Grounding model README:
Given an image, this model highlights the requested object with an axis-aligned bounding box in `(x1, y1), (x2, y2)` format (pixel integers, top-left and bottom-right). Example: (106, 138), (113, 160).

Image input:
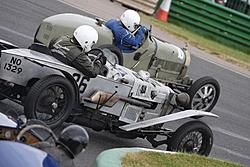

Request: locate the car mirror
(95, 17), (105, 26)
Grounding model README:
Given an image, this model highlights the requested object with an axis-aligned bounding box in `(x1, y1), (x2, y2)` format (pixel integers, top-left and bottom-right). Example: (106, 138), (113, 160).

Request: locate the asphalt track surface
(0, 0), (250, 166)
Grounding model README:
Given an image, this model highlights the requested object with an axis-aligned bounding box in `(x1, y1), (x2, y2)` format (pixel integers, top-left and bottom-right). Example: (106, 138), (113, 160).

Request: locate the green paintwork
(34, 13), (191, 84)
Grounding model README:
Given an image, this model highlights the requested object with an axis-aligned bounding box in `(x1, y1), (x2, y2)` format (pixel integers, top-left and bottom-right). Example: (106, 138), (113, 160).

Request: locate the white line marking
(0, 25), (33, 40)
(214, 144), (250, 160)
(212, 127), (250, 143)
(215, 106), (250, 122)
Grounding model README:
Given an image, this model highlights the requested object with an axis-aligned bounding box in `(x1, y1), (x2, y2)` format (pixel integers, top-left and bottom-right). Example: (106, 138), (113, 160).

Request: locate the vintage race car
(0, 41), (218, 156)
(33, 13), (220, 112)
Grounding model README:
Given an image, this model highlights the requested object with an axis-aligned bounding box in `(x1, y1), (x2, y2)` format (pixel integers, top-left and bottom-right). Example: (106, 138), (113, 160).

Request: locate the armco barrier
(168, 0), (250, 49)
(226, 0), (250, 15)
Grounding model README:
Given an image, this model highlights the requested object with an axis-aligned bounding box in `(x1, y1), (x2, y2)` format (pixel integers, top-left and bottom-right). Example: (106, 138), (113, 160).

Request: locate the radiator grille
(119, 104), (142, 123)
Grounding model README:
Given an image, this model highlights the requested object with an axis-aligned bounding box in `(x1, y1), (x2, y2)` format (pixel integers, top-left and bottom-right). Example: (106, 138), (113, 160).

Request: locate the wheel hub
(51, 102), (58, 110)
(179, 131), (203, 153)
(184, 140), (198, 152)
(35, 85), (67, 121)
(202, 97), (209, 103)
(191, 84), (216, 111)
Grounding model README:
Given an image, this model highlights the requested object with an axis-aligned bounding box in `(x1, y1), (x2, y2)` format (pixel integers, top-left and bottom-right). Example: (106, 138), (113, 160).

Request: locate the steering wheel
(88, 48), (105, 61)
(16, 124), (58, 144)
(88, 48), (108, 75)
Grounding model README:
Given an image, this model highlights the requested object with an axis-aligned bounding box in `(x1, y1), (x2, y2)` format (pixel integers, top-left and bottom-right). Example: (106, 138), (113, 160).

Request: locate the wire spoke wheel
(167, 120), (213, 156)
(178, 131), (203, 153)
(35, 85), (68, 123)
(24, 75), (75, 129)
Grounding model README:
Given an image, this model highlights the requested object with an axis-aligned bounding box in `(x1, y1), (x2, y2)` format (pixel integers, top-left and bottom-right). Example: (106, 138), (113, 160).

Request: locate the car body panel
(35, 13), (113, 47)
(0, 49), (66, 86)
(120, 110), (219, 131)
(122, 34), (156, 70)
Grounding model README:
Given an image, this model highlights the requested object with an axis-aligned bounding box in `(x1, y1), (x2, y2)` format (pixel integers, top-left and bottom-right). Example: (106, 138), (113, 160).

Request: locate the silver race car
(0, 39), (218, 156)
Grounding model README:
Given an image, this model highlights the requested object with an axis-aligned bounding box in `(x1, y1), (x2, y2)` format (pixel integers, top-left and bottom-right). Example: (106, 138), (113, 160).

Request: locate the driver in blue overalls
(105, 9), (146, 53)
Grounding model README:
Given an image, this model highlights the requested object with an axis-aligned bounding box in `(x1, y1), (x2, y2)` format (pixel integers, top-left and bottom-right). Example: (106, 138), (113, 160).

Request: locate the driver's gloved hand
(96, 56), (107, 65)
(138, 26), (147, 34)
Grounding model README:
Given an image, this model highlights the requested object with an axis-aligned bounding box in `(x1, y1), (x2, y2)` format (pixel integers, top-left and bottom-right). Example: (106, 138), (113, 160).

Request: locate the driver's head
(73, 25), (98, 52)
(120, 9), (140, 32)
(58, 125), (89, 159)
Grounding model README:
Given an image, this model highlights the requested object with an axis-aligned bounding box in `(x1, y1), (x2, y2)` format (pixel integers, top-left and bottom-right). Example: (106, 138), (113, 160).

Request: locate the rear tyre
(167, 120), (213, 156)
(24, 75), (75, 129)
(187, 76), (220, 112)
(99, 44), (123, 65)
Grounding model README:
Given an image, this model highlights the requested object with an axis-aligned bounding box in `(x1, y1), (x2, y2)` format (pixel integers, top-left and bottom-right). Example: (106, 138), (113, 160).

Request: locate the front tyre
(187, 76), (220, 112)
(167, 120), (213, 156)
(24, 75), (75, 129)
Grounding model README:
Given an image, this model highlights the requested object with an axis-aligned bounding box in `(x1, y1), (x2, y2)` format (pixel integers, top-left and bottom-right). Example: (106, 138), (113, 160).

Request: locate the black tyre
(167, 120), (213, 156)
(24, 75), (75, 129)
(0, 85), (6, 100)
(0, 95), (5, 100)
(187, 76), (220, 112)
(99, 44), (123, 65)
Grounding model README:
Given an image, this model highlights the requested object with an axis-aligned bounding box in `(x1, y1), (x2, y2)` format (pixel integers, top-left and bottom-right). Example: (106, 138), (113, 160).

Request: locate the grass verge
(122, 151), (244, 167)
(142, 14), (250, 71)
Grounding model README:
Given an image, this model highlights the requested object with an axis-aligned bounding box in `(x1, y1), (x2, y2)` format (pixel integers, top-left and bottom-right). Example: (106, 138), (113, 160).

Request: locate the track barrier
(155, 0), (172, 21)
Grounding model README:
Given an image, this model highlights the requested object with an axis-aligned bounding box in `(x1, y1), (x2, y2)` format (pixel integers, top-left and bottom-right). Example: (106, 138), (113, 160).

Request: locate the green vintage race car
(34, 13), (220, 112)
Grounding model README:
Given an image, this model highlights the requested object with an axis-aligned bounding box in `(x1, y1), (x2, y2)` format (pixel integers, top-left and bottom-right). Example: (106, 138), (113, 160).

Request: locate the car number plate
(2, 56), (23, 75)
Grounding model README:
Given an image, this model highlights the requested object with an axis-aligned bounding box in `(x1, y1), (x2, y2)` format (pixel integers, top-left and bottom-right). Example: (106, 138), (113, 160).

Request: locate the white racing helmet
(73, 25), (98, 52)
(120, 9), (140, 32)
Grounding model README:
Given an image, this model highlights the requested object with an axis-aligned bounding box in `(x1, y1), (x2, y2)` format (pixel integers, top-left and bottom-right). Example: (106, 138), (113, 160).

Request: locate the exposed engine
(106, 62), (172, 103)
